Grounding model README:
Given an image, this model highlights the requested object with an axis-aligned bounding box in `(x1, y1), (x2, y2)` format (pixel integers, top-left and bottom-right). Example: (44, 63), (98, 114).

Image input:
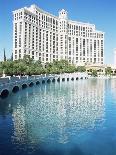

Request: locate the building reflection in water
(11, 79), (105, 147)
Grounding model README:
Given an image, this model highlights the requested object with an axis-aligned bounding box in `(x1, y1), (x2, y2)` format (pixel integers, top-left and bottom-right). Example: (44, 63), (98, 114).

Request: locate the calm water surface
(0, 79), (116, 155)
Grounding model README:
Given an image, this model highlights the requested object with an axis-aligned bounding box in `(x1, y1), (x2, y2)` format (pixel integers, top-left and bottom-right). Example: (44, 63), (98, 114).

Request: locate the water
(0, 79), (116, 155)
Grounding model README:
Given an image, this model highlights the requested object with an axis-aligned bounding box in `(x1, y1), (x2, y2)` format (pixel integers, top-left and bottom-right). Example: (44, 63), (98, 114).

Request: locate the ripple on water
(0, 79), (116, 155)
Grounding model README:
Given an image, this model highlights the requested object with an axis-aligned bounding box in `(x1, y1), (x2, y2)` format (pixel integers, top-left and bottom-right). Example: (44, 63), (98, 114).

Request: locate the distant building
(114, 48), (116, 65)
(13, 4), (104, 65)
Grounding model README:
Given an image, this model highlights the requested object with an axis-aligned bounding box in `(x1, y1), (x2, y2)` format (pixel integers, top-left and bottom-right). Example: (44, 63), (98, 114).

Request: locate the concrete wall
(0, 73), (88, 99)
(0, 77), (10, 83)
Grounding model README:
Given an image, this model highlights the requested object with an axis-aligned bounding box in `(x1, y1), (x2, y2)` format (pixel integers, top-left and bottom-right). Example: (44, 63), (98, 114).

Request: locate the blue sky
(0, 0), (116, 64)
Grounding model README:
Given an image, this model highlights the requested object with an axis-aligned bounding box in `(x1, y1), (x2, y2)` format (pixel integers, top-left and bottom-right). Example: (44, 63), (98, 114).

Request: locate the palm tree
(3, 48), (6, 62)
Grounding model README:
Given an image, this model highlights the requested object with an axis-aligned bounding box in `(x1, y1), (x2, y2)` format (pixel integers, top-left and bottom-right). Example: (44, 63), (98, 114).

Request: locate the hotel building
(13, 4), (104, 65)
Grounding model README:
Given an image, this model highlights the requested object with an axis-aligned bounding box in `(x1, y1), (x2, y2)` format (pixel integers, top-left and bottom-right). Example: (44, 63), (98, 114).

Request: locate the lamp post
(2, 69), (6, 77)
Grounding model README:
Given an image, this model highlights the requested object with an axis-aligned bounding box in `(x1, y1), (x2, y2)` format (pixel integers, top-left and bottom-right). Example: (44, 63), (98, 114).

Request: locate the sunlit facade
(13, 4), (104, 65)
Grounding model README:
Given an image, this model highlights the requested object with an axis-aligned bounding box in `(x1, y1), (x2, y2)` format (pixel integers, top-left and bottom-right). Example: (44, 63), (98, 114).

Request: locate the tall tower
(114, 49), (116, 65)
(58, 9), (68, 60)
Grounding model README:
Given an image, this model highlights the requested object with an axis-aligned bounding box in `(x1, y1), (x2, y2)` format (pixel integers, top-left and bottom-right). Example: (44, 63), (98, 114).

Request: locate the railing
(0, 73), (88, 87)
(0, 75), (54, 87)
